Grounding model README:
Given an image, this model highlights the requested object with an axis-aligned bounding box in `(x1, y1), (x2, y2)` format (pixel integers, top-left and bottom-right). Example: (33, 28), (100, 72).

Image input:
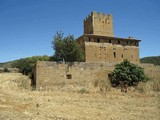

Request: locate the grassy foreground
(0, 73), (159, 120)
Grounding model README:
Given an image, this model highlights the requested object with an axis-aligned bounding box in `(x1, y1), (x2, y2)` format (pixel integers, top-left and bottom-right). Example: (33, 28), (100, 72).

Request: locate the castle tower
(84, 11), (114, 37)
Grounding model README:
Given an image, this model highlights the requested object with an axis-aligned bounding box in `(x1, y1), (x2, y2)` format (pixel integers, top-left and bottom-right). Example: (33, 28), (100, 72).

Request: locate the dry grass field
(0, 67), (160, 120)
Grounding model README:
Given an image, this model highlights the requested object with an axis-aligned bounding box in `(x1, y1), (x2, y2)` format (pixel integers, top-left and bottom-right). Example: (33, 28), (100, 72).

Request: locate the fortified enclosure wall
(35, 61), (115, 90)
(34, 61), (160, 91)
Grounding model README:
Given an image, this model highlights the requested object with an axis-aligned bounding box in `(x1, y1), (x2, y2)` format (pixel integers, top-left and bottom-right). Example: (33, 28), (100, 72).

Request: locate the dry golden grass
(0, 71), (160, 120)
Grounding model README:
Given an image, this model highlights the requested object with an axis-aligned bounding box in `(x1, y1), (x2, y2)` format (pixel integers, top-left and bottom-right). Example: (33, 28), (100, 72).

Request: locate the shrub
(78, 87), (89, 94)
(109, 60), (148, 88)
(4, 68), (9, 72)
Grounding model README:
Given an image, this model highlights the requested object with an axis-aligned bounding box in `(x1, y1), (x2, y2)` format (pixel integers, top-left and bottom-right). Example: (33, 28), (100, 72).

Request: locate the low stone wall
(34, 61), (115, 90)
(34, 61), (160, 90)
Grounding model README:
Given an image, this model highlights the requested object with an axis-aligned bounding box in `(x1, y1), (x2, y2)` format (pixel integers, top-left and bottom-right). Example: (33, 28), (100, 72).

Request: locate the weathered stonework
(77, 11), (141, 63)
(84, 11), (114, 37)
(34, 61), (115, 90)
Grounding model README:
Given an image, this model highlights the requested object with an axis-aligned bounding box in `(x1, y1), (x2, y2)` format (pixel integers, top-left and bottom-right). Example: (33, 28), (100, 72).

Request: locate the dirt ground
(0, 73), (160, 120)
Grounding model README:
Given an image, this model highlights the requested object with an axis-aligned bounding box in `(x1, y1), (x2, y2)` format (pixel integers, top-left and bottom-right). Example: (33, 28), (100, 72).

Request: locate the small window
(97, 39), (100, 43)
(89, 38), (90, 42)
(114, 52), (116, 58)
(109, 40), (111, 43)
(66, 74), (72, 79)
(118, 41), (120, 44)
(122, 54), (123, 58)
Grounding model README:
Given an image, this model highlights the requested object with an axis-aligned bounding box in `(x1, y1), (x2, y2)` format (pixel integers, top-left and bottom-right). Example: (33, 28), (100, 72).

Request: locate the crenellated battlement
(84, 11), (112, 22)
(84, 11), (114, 36)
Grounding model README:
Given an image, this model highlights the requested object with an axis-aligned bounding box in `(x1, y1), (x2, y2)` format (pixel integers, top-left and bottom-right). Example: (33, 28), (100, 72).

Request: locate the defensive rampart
(34, 61), (115, 90)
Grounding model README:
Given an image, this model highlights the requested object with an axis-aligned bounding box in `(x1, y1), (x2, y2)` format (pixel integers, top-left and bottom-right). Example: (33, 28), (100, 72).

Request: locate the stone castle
(77, 11), (140, 63)
(34, 11), (141, 90)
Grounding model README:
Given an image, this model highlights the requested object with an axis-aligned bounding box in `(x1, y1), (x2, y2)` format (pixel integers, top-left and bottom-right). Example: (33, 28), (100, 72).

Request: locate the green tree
(109, 60), (148, 87)
(52, 32), (84, 62)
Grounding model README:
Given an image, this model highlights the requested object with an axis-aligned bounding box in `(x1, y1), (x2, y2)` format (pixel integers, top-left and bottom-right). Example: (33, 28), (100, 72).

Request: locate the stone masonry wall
(35, 61), (115, 90)
(34, 61), (160, 91)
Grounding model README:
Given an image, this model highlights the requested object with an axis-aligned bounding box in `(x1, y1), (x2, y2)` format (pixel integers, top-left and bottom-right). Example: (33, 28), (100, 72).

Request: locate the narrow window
(122, 54), (123, 58)
(89, 38), (90, 42)
(105, 19), (107, 23)
(97, 39), (100, 43)
(131, 55), (133, 59)
(114, 52), (116, 58)
(109, 40), (111, 43)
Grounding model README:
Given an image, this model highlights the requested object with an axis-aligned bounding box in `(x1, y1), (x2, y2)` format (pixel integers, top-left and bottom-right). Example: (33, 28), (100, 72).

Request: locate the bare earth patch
(0, 73), (159, 120)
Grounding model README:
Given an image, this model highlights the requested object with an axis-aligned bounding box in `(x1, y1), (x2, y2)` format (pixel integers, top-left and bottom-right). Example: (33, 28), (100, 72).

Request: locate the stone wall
(85, 42), (140, 63)
(34, 61), (160, 91)
(34, 61), (115, 90)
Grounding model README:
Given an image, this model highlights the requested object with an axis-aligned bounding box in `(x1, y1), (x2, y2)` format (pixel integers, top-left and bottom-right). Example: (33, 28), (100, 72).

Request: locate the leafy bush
(78, 87), (89, 94)
(4, 68), (9, 72)
(109, 60), (148, 87)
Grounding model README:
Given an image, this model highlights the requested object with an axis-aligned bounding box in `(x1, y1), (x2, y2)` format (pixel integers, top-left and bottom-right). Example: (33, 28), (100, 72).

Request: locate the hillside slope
(140, 56), (160, 66)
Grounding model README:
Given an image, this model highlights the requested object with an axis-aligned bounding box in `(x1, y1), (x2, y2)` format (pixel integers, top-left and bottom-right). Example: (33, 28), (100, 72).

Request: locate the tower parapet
(84, 11), (114, 36)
